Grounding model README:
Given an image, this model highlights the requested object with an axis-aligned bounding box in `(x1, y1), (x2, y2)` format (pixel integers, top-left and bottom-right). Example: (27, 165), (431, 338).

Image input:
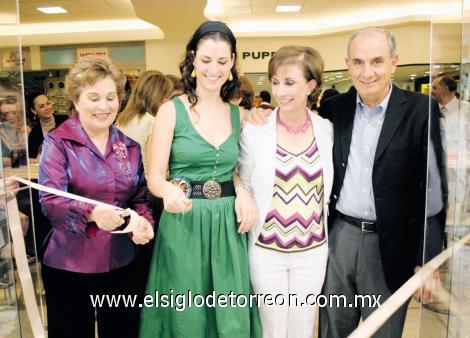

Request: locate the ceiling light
(232, 2), (461, 36)
(276, 5), (301, 13)
(204, 0), (225, 19)
(37, 6), (67, 14)
(450, 65), (459, 68)
(410, 73), (417, 77)
(433, 65), (441, 68)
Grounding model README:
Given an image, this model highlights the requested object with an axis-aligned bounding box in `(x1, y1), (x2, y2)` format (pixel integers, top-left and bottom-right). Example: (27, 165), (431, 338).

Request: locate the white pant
(249, 243), (328, 338)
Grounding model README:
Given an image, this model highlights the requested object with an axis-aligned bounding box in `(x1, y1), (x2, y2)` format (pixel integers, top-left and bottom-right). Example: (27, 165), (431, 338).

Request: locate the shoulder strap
(229, 103), (241, 136)
(171, 96), (192, 133)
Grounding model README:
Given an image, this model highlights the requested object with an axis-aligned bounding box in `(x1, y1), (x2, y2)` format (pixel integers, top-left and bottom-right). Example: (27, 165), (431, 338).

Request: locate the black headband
(190, 21), (236, 51)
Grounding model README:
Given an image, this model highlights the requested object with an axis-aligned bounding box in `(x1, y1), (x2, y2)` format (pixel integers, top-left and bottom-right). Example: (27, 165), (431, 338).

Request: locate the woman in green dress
(140, 21), (262, 337)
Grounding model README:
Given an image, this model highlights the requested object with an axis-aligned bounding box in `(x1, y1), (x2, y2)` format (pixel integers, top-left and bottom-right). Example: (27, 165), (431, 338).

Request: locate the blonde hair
(268, 46), (324, 102)
(117, 70), (173, 126)
(65, 56), (126, 108)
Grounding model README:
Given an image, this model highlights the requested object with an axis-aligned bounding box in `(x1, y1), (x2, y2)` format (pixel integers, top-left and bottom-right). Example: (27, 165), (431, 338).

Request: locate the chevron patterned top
(256, 138), (325, 252)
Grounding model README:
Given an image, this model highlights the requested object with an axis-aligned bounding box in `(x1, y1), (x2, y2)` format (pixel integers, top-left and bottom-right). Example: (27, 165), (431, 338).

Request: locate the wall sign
(242, 51), (276, 60)
(77, 47), (109, 60)
(1, 48), (31, 70)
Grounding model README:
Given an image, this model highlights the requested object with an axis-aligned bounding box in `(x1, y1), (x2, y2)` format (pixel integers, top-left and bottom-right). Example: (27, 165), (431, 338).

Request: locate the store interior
(0, 0), (469, 337)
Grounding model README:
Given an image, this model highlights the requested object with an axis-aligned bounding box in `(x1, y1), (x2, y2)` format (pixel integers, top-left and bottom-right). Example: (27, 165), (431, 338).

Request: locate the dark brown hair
(179, 21), (240, 108)
(233, 75), (254, 110)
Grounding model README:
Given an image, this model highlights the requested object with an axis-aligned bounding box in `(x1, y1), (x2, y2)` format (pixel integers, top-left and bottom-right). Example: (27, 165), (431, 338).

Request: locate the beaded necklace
(276, 111), (311, 134)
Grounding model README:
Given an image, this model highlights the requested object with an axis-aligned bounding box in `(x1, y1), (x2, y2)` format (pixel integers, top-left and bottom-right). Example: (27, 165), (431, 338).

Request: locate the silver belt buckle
(361, 221), (374, 233)
(203, 180), (222, 199)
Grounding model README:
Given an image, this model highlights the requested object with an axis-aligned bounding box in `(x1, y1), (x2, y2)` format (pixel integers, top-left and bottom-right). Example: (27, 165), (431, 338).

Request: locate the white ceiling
(0, 0), (463, 46)
(18, 0), (136, 22)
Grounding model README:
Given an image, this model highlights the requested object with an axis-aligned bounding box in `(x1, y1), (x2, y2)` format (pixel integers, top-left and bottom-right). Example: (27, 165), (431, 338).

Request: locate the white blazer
(238, 108), (334, 249)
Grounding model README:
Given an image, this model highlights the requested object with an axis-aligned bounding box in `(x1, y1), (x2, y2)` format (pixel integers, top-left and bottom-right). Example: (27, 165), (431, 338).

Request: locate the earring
(307, 89), (312, 96)
(191, 69), (196, 78)
(228, 71), (233, 81)
(33, 114), (37, 121)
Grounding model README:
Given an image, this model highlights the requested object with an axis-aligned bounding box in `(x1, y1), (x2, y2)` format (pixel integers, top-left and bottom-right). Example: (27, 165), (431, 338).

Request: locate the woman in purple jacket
(39, 56), (154, 338)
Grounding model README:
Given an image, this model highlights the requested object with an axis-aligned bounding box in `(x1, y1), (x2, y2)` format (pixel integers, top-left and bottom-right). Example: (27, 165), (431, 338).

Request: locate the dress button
(342, 163), (345, 167)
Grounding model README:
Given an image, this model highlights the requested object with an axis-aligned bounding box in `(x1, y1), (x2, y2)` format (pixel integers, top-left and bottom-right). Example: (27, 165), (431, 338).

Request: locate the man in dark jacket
(318, 27), (446, 338)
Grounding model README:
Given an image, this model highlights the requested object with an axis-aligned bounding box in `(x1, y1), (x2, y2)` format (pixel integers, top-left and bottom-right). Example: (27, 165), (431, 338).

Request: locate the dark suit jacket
(319, 85), (446, 292)
(28, 114), (68, 158)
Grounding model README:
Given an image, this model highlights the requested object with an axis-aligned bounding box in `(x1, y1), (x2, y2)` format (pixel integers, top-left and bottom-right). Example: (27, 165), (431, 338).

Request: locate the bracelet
(235, 183), (252, 196)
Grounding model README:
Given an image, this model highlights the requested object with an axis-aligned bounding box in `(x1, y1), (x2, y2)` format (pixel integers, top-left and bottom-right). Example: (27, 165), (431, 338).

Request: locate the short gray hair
(347, 27), (397, 57)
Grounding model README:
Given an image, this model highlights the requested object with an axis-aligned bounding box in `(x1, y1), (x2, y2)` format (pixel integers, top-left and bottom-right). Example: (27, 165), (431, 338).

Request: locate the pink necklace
(276, 111), (311, 134)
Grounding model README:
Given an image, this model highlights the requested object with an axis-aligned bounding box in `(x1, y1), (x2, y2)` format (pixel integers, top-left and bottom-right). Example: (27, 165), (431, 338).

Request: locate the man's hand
(243, 108), (273, 127)
(413, 266), (441, 304)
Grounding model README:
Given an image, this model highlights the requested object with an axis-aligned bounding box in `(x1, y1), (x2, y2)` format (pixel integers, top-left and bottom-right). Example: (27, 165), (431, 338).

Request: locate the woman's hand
(244, 108), (272, 127)
(235, 186), (258, 233)
(88, 205), (125, 231)
(132, 216), (154, 245)
(162, 182), (192, 213)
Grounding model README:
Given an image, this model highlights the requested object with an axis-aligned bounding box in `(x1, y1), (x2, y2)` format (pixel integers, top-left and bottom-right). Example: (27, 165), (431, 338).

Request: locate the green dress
(140, 97), (262, 338)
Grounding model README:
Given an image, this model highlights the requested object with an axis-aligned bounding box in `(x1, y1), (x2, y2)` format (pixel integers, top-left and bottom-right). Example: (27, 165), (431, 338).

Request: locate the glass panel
(447, 0), (470, 334)
(42, 48), (76, 68)
(111, 44), (145, 62)
(1, 0), (45, 336)
(0, 0), (24, 335)
(422, 0), (470, 336)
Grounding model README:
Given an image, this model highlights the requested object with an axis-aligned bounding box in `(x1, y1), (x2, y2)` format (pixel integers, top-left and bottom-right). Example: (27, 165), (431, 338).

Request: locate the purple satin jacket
(39, 114), (153, 273)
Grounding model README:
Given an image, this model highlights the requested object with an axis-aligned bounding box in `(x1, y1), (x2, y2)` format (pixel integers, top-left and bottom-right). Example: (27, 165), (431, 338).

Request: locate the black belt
(190, 180), (235, 199)
(338, 212), (377, 233)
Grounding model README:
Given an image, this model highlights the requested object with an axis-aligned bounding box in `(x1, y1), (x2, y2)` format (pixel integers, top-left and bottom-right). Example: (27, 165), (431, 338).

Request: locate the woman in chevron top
(238, 45), (333, 338)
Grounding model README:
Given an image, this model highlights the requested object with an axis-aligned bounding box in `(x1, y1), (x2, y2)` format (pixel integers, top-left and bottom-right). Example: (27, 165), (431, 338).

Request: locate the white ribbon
(12, 176), (141, 234)
(4, 176), (144, 338)
(348, 232), (470, 338)
(6, 196), (45, 338)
